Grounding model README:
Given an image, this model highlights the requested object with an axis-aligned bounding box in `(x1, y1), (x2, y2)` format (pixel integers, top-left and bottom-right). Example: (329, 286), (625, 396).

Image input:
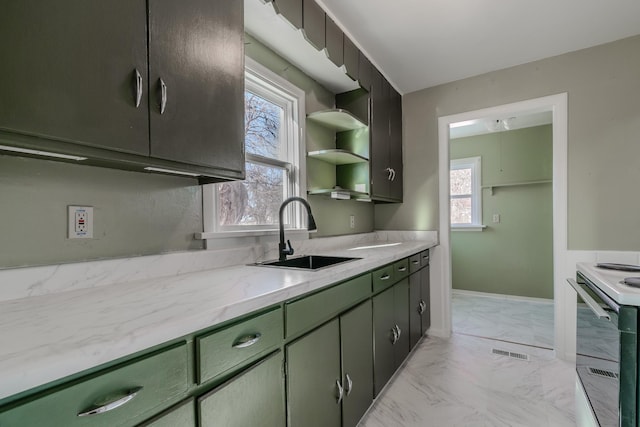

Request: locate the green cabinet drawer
(138, 399), (195, 427)
(421, 249), (430, 268)
(196, 307), (283, 385)
(372, 264), (395, 293)
(199, 351), (285, 427)
(286, 274), (371, 339)
(394, 258), (409, 280)
(0, 343), (189, 427)
(409, 254), (421, 273)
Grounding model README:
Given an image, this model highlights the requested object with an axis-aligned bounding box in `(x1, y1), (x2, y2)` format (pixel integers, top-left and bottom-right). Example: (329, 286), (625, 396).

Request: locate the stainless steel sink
(252, 255), (360, 270)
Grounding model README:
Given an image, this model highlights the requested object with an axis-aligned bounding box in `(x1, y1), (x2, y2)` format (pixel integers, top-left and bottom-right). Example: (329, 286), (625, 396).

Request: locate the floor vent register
(491, 348), (530, 361)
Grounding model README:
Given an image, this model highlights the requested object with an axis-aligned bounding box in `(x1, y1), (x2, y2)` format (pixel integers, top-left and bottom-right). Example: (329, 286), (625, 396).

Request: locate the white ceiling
(316, 0), (640, 94)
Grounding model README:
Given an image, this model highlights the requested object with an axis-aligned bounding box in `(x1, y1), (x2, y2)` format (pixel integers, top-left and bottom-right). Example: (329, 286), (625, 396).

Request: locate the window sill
(451, 224), (487, 232)
(195, 229), (310, 240)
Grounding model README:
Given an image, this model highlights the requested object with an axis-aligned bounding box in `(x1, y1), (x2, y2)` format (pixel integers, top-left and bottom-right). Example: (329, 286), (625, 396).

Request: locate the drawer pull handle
(133, 69), (143, 108)
(77, 387), (142, 417)
(398, 266), (407, 272)
(232, 333), (262, 349)
(380, 274), (390, 281)
(412, 260), (419, 265)
(395, 324), (402, 339)
(345, 373), (353, 396)
(336, 379), (344, 404)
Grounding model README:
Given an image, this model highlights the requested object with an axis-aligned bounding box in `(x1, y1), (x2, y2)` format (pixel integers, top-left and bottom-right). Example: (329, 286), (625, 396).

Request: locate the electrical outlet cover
(68, 206), (94, 239)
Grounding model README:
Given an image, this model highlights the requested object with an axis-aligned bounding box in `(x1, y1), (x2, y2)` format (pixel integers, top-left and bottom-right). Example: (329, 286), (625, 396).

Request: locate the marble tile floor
(360, 293), (574, 426)
(451, 292), (555, 350)
(359, 334), (576, 427)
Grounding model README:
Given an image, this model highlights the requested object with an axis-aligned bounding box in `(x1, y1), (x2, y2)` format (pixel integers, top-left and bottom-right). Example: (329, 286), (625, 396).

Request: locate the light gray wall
(376, 34), (640, 251)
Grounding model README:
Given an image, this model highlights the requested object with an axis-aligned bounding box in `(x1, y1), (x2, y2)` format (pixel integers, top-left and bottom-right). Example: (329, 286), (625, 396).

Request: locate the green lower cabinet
(138, 399), (195, 427)
(373, 279), (411, 396)
(373, 286), (396, 396)
(287, 319), (342, 427)
(340, 301), (374, 427)
(198, 351), (285, 427)
(409, 271), (423, 349)
(393, 279), (410, 365)
(0, 343), (189, 427)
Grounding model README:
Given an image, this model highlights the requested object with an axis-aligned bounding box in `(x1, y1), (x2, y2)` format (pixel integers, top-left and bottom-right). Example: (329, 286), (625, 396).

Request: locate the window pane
(451, 197), (472, 224)
(218, 162), (285, 226)
(245, 91), (283, 159)
(450, 168), (472, 195)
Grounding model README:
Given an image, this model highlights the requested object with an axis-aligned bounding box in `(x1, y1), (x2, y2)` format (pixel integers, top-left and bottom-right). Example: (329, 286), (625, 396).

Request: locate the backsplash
(0, 231), (438, 302)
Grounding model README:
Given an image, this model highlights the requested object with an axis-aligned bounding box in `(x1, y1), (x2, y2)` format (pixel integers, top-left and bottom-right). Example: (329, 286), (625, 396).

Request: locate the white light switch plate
(68, 206), (94, 239)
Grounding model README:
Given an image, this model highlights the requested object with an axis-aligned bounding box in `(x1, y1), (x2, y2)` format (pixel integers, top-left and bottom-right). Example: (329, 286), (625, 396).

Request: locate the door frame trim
(433, 93), (570, 359)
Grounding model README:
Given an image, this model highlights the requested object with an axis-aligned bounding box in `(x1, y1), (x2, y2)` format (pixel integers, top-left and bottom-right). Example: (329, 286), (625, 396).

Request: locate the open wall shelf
(307, 109), (367, 132)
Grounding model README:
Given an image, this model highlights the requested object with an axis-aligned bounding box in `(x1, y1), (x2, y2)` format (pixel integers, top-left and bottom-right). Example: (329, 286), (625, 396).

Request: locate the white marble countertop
(0, 233), (437, 401)
(576, 262), (640, 306)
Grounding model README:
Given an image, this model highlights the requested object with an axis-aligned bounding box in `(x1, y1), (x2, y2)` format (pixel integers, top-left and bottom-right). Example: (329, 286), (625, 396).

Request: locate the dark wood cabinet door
(148, 0), (244, 173)
(358, 53), (373, 92)
(325, 16), (344, 67)
(388, 86), (404, 201)
(302, 0), (325, 50)
(393, 278), (410, 367)
(287, 319), (342, 427)
(341, 301), (374, 427)
(373, 286), (395, 396)
(409, 272), (422, 349)
(0, 1), (149, 155)
(370, 70), (390, 199)
(272, 0), (302, 29)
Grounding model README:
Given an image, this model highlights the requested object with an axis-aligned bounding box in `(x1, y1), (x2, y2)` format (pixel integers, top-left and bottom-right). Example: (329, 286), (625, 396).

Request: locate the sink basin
(253, 255), (360, 270)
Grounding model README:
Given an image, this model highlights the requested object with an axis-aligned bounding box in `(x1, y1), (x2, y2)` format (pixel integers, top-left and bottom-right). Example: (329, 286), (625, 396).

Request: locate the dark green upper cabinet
(302, 0), (325, 51)
(0, 0), (245, 183)
(0, 1), (149, 156)
(358, 53), (373, 92)
(325, 16), (344, 67)
(343, 37), (359, 81)
(148, 0), (244, 173)
(272, 0), (302, 29)
(370, 71), (403, 202)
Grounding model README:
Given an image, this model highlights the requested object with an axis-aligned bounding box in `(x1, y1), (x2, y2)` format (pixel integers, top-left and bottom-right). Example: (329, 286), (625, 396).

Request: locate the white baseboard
(452, 289), (554, 305)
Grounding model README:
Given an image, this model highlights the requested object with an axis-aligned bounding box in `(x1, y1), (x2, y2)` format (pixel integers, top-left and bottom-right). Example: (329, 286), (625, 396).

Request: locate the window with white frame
(450, 156), (482, 227)
(203, 57), (305, 235)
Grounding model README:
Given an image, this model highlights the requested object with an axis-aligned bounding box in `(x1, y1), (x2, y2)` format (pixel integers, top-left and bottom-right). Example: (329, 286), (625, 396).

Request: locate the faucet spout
(278, 197), (317, 261)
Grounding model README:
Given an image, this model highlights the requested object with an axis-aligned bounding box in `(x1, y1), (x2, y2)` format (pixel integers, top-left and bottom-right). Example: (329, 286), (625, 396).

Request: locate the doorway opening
(433, 93), (570, 359)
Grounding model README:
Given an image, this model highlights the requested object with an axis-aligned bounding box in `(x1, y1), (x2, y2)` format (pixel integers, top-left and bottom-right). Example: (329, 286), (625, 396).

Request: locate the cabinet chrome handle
(412, 260), (420, 265)
(418, 300), (426, 314)
(336, 380), (344, 404)
(345, 373), (353, 396)
(395, 324), (401, 339)
(159, 78), (167, 114)
(397, 266), (407, 272)
(380, 273), (390, 281)
(232, 333), (262, 349)
(385, 167), (393, 180)
(390, 326), (399, 344)
(77, 387), (142, 417)
(134, 69), (143, 108)
(390, 168), (396, 181)
(566, 278), (610, 320)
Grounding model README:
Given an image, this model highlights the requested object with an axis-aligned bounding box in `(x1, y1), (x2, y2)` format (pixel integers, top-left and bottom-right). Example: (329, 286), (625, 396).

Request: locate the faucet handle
(285, 240), (294, 256)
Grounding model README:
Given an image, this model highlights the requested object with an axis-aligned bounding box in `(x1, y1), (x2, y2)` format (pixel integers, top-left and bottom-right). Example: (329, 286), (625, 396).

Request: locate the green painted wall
(450, 126), (553, 298)
(376, 34), (640, 251)
(245, 34), (374, 237)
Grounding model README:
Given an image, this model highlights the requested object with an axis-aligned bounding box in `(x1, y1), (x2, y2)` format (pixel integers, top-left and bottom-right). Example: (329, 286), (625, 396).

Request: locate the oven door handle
(567, 278), (610, 320)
